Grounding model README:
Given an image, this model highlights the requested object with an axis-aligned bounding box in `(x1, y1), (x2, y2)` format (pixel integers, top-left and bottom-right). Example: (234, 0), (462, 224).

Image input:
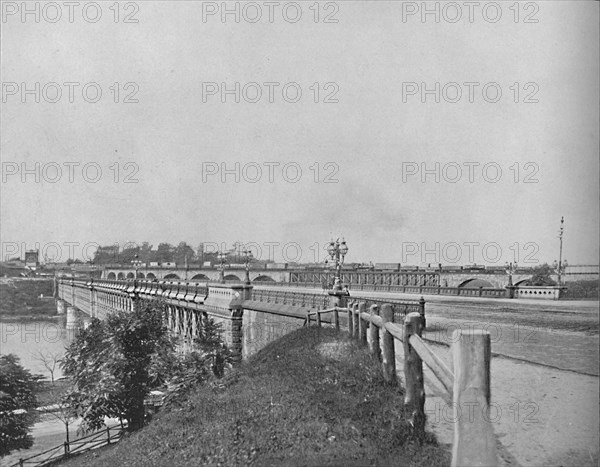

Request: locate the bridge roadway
(254, 285), (600, 376)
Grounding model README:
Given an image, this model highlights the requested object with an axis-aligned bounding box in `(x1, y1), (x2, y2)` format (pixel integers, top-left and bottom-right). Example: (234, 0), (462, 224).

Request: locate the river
(1, 318), (73, 380)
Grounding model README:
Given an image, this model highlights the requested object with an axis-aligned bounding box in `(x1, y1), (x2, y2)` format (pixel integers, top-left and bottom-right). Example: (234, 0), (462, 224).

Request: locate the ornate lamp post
(505, 262), (518, 287)
(218, 251), (228, 283)
(242, 249), (253, 284)
(505, 261), (517, 298)
(553, 216), (567, 287)
(327, 237), (348, 293)
(131, 255), (142, 280)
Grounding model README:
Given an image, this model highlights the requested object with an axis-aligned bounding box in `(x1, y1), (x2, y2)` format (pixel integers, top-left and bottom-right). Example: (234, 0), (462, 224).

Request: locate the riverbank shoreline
(0, 314), (62, 322)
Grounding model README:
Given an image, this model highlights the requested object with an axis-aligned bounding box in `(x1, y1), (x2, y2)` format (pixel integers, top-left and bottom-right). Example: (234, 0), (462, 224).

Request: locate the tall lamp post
(218, 251), (228, 283)
(505, 262), (518, 287)
(553, 216), (567, 287)
(505, 261), (517, 298)
(131, 255), (142, 280)
(242, 249), (253, 284)
(327, 237), (348, 293)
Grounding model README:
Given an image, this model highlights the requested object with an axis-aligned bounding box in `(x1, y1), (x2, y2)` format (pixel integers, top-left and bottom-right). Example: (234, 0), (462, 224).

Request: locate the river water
(0, 318), (74, 380)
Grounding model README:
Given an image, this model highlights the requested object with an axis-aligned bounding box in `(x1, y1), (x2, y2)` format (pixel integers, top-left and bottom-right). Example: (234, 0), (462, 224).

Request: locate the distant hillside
(0, 279), (55, 317)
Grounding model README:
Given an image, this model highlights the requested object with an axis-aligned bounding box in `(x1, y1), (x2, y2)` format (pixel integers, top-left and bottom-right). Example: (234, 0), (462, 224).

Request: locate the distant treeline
(91, 242), (269, 266)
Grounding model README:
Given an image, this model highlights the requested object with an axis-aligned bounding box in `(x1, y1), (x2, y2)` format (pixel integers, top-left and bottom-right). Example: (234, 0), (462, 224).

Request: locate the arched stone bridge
(55, 277), (424, 361)
(102, 265), (534, 289)
(102, 266), (287, 283)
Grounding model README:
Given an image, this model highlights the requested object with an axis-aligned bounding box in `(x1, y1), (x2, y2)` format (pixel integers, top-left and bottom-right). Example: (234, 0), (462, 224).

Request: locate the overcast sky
(1, 1), (598, 265)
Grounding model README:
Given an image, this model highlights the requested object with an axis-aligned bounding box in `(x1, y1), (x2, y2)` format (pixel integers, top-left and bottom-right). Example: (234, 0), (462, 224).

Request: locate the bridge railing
(260, 280), (509, 298)
(58, 278), (209, 298)
(250, 288), (330, 310)
(308, 303), (497, 467)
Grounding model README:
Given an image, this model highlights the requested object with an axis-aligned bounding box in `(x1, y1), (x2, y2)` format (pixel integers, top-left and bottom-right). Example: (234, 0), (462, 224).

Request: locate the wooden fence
(10, 423), (127, 467)
(308, 302), (498, 467)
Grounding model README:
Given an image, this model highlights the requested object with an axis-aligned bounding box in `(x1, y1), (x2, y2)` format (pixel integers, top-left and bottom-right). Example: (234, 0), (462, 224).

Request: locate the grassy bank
(0, 279), (55, 318)
(62, 327), (450, 466)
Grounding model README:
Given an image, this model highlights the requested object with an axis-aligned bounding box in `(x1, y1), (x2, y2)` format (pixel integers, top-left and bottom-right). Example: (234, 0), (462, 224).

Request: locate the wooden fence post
(358, 302), (368, 345)
(419, 297), (426, 328)
(352, 302), (360, 339)
(316, 311), (322, 327)
(333, 307), (340, 330)
(451, 329), (498, 467)
(347, 301), (354, 337)
(403, 312), (425, 434)
(380, 304), (396, 384)
(368, 304), (381, 360)
(107, 426), (111, 444)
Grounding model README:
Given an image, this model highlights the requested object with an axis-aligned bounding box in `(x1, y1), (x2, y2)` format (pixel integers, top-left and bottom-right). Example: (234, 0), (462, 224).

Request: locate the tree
(527, 263), (557, 286)
(155, 243), (175, 263)
(195, 315), (232, 378)
(61, 300), (177, 432)
(31, 351), (62, 384)
(44, 391), (78, 444)
(174, 242), (195, 265)
(165, 315), (232, 405)
(0, 354), (42, 457)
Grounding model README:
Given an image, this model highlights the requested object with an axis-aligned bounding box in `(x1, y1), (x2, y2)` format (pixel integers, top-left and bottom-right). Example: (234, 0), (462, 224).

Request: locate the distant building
(24, 250), (39, 269)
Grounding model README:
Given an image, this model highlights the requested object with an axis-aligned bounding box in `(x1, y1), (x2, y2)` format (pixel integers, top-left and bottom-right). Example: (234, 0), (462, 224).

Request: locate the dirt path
(392, 340), (599, 467)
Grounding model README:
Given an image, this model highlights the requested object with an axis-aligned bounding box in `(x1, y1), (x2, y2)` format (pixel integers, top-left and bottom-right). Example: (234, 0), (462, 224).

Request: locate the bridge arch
(117, 272), (125, 279)
(126, 272), (135, 279)
(164, 273), (180, 280)
(458, 278), (494, 288)
(514, 279), (531, 287)
(190, 274), (210, 281)
(224, 274), (241, 281)
(146, 272), (156, 280)
(253, 275), (276, 283)
(137, 273), (145, 279)
(107, 272), (116, 280)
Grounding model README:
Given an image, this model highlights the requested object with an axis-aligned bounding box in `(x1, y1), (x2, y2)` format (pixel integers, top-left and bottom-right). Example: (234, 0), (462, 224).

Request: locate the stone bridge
(55, 277), (424, 360)
(102, 265), (537, 289)
(102, 266), (288, 283)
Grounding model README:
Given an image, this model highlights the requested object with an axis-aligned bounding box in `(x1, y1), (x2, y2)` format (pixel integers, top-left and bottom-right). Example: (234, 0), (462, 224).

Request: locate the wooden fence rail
(311, 301), (498, 467)
(11, 423), (127, 467)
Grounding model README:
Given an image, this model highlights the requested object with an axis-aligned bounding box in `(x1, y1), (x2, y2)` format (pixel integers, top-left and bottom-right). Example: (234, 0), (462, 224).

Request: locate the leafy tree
(174, 242), (196, 265)
(165, 315), (232, 405)
(92, 245), (120, 265)
(527, 263), (557, 286)
(138, 242), (154, 263)
(195, 315), (232, 378)
(45, 391), (78, 444)
(61, 300), (177, 432)
(118, 245), (142, 265)
(0, 354), (42, 457)
(155, 243), (175, 263)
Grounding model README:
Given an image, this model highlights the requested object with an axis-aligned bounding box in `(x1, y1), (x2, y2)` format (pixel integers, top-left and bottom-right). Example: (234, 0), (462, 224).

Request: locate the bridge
(54, 276), (506, 466)
(55, 277), (424, 361)
(101, 264), (539, 289)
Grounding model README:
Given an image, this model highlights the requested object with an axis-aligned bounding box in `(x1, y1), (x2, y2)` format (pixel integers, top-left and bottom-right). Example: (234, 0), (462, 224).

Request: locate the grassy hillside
(63, 327), (450, 466)
(0, 279), (55, 318)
